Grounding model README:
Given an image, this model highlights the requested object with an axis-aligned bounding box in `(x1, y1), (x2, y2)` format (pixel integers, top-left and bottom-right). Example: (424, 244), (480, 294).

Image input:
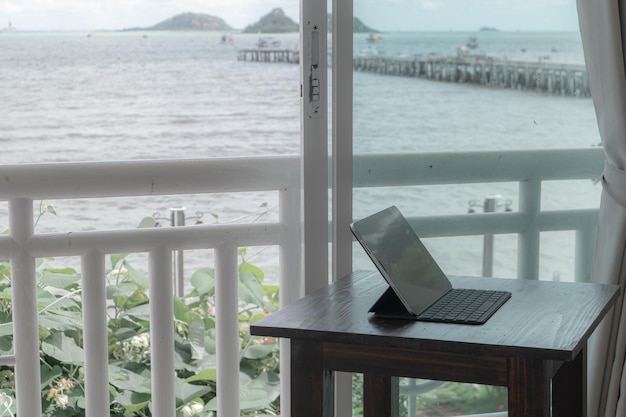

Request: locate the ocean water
(0, 30), (602, 282)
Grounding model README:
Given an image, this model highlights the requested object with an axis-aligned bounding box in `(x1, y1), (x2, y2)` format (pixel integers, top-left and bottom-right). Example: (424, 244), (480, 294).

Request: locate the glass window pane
(350, 1), (599, 415)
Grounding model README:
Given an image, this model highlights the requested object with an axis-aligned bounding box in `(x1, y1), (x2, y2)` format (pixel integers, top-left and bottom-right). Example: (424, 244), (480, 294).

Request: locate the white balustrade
(0, 148), (604, 416)
(0, 156), (302, 417)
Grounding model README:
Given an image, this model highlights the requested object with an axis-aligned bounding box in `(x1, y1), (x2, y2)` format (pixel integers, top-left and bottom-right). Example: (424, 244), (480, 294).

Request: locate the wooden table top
(251, 270), (620, 361)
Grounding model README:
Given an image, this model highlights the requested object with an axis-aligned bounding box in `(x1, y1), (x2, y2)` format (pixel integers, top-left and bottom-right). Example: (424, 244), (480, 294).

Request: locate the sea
(0, 30), (602, 284)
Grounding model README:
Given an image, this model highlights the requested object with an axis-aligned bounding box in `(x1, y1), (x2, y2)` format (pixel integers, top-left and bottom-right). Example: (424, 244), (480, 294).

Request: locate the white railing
(355, 148), (604, 282)
(0, 147), (605, 416)
(0, 156), (301, 417)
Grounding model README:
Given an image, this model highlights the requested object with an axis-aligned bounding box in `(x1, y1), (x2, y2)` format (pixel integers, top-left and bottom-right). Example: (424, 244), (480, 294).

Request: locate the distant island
(479, 26), (499, 31)
(243, 8), (298, 33)
(124, 12), (234, 31)
(123, 9), (377, 34)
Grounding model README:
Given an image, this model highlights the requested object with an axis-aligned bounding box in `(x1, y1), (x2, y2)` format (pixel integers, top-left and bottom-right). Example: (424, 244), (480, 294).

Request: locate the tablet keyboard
(418, 288), (511, 325)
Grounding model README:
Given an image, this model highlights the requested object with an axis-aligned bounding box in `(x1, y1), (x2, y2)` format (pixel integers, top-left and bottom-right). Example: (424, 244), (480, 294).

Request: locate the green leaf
(240, 262), (264, 283)
(188, 318), (205, 360)
(245, 371), (280, 403)
(185, 368), (216, 383)
(36, 286), (76, 310)
(110, 253), (128, 270)
(173, 297), (189, 322)
(240, 388), (271, 411)
(204, 332), (216, 354)
(0, 324), (12, 338)
(41, 333), (84, 365)
(40, 365), (63, 389)
(263, 284), (280, 307)
(239, 271), (265, 308)
(250, 313), (268, 324)
(190, 268), (214, 296)
(0, 335), (12, 355)
(113, 390), (151, 411)
(39, 311), (83, 332)
(41, 204), (57, 216)
(122, 261), (149, 290)
(38, 325), (51, 341)
(206, 388), (269, 411)
(175, 377), (211, 404)
(243, 343), (275, 360)
(39, 268), (81, 289)
(136, 217), (157, 229)
(124, 303), (151, 321)
(108, 365), (152, 394)
(114, 327), (140, 341)
(106, 282), (137, 300)
(204, 316), (216, 330)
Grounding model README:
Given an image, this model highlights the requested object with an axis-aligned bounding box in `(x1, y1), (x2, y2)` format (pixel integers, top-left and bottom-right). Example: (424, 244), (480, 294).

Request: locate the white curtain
(577, 1), (626, 416)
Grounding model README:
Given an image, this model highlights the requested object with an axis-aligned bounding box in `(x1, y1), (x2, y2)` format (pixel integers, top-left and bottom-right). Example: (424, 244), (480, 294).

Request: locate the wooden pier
(353, 55), (590, 97)
(237, 49), (589, 97)
(237, 49), (300, 64)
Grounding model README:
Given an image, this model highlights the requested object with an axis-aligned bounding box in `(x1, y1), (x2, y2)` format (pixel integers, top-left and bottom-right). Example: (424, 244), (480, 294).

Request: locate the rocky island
(126, 12), (234, 31)
(124, 9), (376, 34)
(242, 8), (298, 33)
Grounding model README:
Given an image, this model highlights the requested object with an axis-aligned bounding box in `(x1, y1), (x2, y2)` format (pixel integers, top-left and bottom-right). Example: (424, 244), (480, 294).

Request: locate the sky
(0, 0), (581, 32)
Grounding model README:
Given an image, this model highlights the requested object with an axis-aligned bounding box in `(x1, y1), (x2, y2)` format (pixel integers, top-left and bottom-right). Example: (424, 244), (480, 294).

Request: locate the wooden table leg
(291, 340), (334, 417)
(507, 357), (549, 417)
(363, 373), (399, 417)
(553, 348), (586, 417)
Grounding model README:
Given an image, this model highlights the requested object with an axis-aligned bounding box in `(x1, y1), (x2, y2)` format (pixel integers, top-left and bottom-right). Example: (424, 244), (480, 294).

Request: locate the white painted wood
(331, 0), (354, 415)
(9, 199), (41, 417)
(82, 249), (110, 416)
(215, 244), (240, 417)
(149, 246), (176, 416)
(301, 0), (329, 296)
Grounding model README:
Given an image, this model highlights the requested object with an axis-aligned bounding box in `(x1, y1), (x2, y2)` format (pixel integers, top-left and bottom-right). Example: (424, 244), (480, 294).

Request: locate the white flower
(107, 266), (129, 280)
(181, 405), (193, 417)
(131, 334), (149, 349)
(181, 402), (203, 417)
(190, 403), (203, 414)
(0, 392), (13, 417)
(55, 394), (69, 409)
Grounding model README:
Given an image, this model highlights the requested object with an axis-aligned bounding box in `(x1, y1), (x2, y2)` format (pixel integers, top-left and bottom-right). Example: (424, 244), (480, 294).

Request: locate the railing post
(576, 222), (597, 283)
(170, 207), (185, 297)
(82, 249), (110, 416)
(278, 185), (302, 417)
(215, 243), (240, 417)
(9, 198), (42, 417)
(482, 196), (497, 277)
(518, 178), (541, 280)
(149, 245), (176, 417)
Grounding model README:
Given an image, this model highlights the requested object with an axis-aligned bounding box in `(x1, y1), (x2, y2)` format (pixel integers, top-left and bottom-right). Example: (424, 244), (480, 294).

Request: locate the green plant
(414, 382), (506, 415)
(352, 375), (507, 417)
(0, 214), (281, 416)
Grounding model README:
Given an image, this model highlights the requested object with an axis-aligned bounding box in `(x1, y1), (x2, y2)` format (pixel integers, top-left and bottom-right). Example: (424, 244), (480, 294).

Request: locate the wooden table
(251, 271), (620, 417)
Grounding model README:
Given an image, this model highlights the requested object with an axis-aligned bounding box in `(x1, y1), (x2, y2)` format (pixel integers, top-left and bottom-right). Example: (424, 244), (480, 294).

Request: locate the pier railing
(237, 49), (590, 96)
(238, 49), (300, 63)
(0, 147), (605, 416)
(353, 55), (590, 96)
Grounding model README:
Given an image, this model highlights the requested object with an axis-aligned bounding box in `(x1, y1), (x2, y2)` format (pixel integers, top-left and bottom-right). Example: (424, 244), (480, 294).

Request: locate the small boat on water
(257, 37), (281, 48)
(220, 34), (234, 45)
(366, 32), (383, 43)
(2, 21), (16, 32)
(466, 35), (479, 49)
